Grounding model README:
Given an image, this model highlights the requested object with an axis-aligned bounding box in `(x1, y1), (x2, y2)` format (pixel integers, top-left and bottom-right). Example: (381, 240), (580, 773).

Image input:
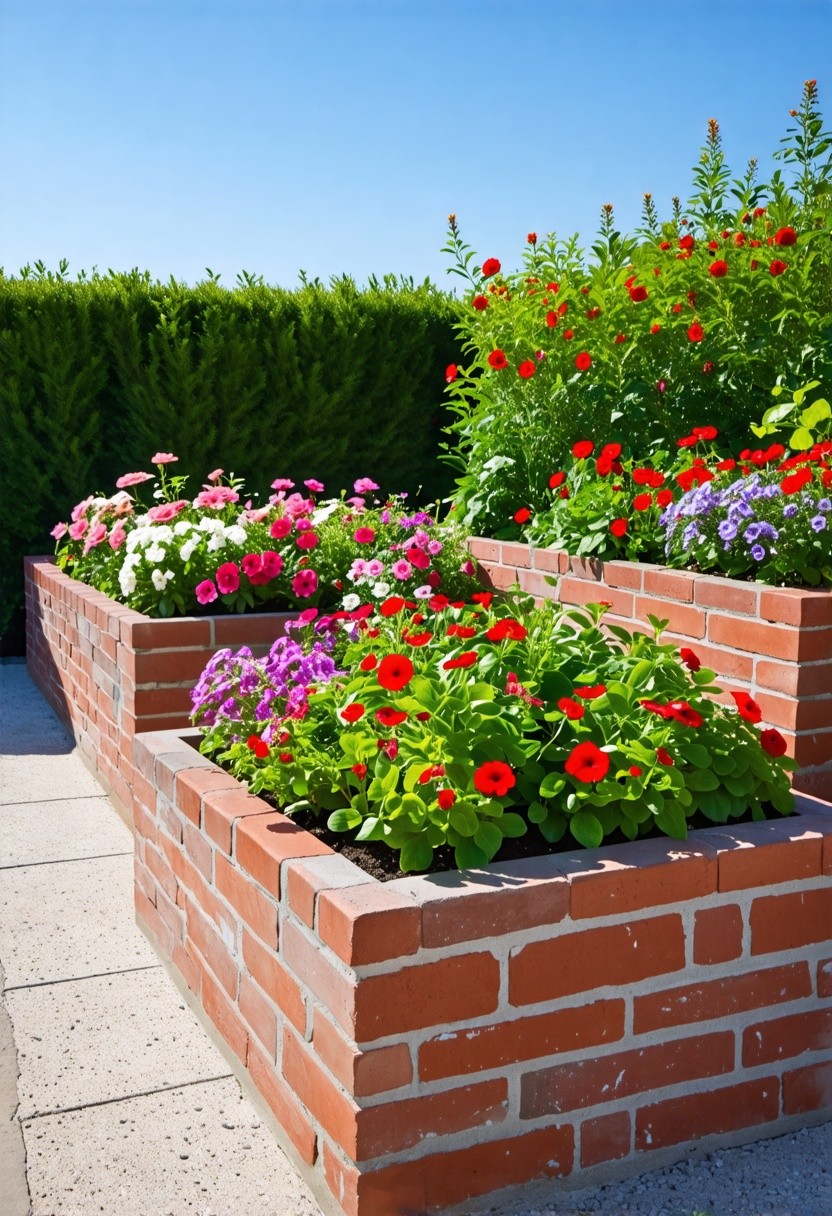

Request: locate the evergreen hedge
(0, 268), (460, 633)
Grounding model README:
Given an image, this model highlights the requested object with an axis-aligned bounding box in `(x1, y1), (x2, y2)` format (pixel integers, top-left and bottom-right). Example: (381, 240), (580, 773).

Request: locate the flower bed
(24, 556), (295, 815)
(132, 726), (832, 1216)
(468, 539), (832, 800)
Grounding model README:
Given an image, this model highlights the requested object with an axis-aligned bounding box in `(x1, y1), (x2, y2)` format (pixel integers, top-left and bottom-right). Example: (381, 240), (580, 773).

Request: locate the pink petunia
(270, 517), (292, 540)
(109, 523), (127, 550)
(216, 562), (240, 594)
(71, 496), (94, 522)
(146, 500), (189, 523)
(391, 559), (413, 580)
(115, 471), (153, 489)
(292, 569), (318, 598)
(304, 479), (325, 493)
(365, 559), (384, 578)
(82, 523), (108, 555)
(346, 496), (366, 510)
(50, 522), (68, 540)
(195, 579), (218, 605)
(354, 527), (376, 544)
(193, 486), (240, 509)
(270, 478), (295, 492)
(68, 519), (88, 541)
(459, 558), (476, 576)
(152, 452), (179, 464)
(282, 493), (315, 519)
(354, 477), (379, 494)
(296, 531), (319, 550)
(207, 468), (224, 482)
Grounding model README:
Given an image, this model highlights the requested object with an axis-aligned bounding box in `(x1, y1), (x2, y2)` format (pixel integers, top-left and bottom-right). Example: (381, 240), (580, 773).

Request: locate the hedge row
(0, 270), (460, 632)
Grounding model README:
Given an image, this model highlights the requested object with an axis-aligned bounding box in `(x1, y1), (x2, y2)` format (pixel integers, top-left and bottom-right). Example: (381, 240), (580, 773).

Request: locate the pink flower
(297, 607), (318, 623)
(193, 486), (240, 509)
(346, 496), (366, 510)
(365, 559), (384, 578)
(405, 546), (431, 570)
(427, 570), (442, 589)
(282, 493), (314, 519)
(71, 497), (93, 522)
(296, 531), (319, 550)
(109, 523), (127, 550)
(391, 559), (413, 580)
(216, 562), (240, 594)
(151, 452), (178, 464)
(460, 558), (476, 576)
(50, 522), (68, 540)
(270, 517), (292, 540)
(68, 519), (87, 541)
(195, 579), (218, 605)
(271, 478), (295, 492)
(292, 569), (318, 598)
(207, 468), (224, 482)
(146, 500), (189, 523)
(82, 523), (108, 555)
(243, 505), (272, 523)
(354, 527), (376, 544)
(242, 551), (283, 585)
(115, 471), (153, 489)
(304, 479), (324, 493)
(354, 477), (379, 494)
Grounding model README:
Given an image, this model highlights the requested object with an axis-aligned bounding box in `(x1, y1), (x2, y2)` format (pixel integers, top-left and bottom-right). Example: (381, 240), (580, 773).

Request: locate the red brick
(281, 919), (352, 1033)
(185, 900), (238, 998)
(693, 904), (743, 965)
(581, 1111), (631, 1168)
(132, 686), (194, 719)
(174, 767), (239, 826)
(235, 812), (331, 896)
(212, 611), (294, 647)
(183, 820), (213, 881)
(500, 541), (532, 569)
(312, 1008), (412, 1097)
(819, 957), (832, 998)
(202, 787), (273, 854)
(145, 841), (177, 905)
(750, 888), (832, 955)
(134, 884), (174, 956)
(285, 855), (367, 928)
(247, 1040), (317, 1165)
(317, 884), (421, 965)
(238, 973), (277, 1057)
(510, 914), (686, 1006)
(126, 617), (212, 649)
(282, 1025), (359, 1155)
(419, 999), (625, 1081)
(643, 568), (696, 603)
(711, 819), (824, 892)
(198, 965), (248, 1064)
(693, 576), (759, 615)
(132, 648), (212, 685)
(636, 595), (706, 638)
(479, 563), (516, 592)
(467, 537), (501, 563)
(518, 568), (557, 599)
(634, 962), (812, 1034)
(242, 929), (306, 1032)
(565, 837), (716, 918)
(602, 560), (645, 591)
(216, 852), (279, 948)
(756, 658), (832, 698)
(354, 951), (500, 1042)
(636, 1077), (780, 1150)
(759, 587), (832, 628)
(521, 1031), (734, 1118)
(708, 613), (799, 660)
(172, 940), (201, 997)
(530, 546), (566, 574)
(782, 1061), (832, 1115)
(356, 1078), (508, 1159)
(743, 1007), (832, 1066)
(558, 576), (634, 617)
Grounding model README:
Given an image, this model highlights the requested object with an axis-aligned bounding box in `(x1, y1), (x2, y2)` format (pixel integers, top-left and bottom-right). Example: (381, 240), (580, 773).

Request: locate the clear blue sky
(1, 0), (830, 289)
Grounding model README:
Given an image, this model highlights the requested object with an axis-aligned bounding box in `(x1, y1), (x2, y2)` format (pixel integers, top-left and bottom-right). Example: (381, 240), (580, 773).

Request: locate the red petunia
(656, 747), (674, 766)
(437, 788), (456, 810)
(730, 690), (762, 723)
(709, 260), (728, 277)
(375, 706), (408, 727)
(633, 493), (653, 511)
(557, 697), (585, 720)
(340, 703), (365, 723)
(442, 651), (478, 670)
(572, 440), (594, 459)
(418, 764), (446, 784)
(563, 329), (575, 340)
(680, 647), (701, 671)
(473, 760), (516, 797)
(679, 234), (695, 250)
(565, 740), (610, 784)
(781, 466), (813, 495)
(574, 351), (592, 372)
(549, 471), (566, 489)
(575, 684), (606, 700)
(760, 728), (787, 757)
(486, 619), (528, 642)
(403, 631), (432, 647)
(447, 623), (477, 639)
(629, 284), (648, 302)
(518, 360), (536, 379)
(488, 349), (509, 370)
(471, 591), (493, 608)
(687, 323), (704, 342)
(668, 700), (703, 728)
(472, 294), (489, 311)
(656, 488), (674, 507)
(351, 763), (367, 779)
(481, 257), (501, 278)
(774, 227), (797, 247)
(769, 260), (788, 277)
(247, 735), (270, 759)
(514, 507), (532, 524)
(610, 518), (627, 537)
(359, 654), (378, 671)
(546, 310), (558, 328)
(445, 364), (458, 383)
(377, 653), (414, 692)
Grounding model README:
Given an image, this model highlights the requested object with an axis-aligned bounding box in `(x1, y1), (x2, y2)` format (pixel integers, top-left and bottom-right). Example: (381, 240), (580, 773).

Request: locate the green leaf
(500, 812), (527, 839)
(685, 769), (720, 791)
(454, 839), (489, 869)
(570, 811), (604, 849)
(655, 801), (688, 838)
(327, 808), (362, 832)
(790, 425), (815, 450)
(399, 834), (434, 873)
(539, 772), (566, 798)
(448, 803), (479, 837)
(474, 820), (503, 859)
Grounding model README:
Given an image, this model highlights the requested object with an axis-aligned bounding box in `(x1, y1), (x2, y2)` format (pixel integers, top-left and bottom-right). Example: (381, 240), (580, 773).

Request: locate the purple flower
(811, 515), (827, 532)
(718, 520), (738, 541)
(782, 503), (799, 519)
(750, 544), (766, 561)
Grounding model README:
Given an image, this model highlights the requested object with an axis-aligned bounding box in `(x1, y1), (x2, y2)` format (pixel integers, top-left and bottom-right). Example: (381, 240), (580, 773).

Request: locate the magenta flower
(271, 477), (295, 491)
(71, 496), (93, 522)
(269, 517), (292, 540)
(292, 569), (318, 598)
(282, 493), (314, 519)
(152, 452), (178, 464)
(216, 562), (241, 595)
(146, 500), (189, 523)
(115, 471), (153, 489)
(354, 527), (376, 544)
(304, 479), (324, 493)
(297, 607), (318, 623)
(460, 558), (476, 576)
(195, 579), (218, 605)
(391, 559), (413, 580)
(346, 496), (366, 510)
(193, 486), (240, 509)
(242, 551), (283, 585)
(365, 559), (384, 578)
(354, 477), (379, 494)
(296, 531), (319, 550)
(50, 522), (68, 540)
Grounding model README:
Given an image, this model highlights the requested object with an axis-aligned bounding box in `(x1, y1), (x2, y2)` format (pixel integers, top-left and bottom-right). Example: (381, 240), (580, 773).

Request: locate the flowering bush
(51, 458), (476, 617)
(194, 595), (794, 873)
(443, 82), (832, 537)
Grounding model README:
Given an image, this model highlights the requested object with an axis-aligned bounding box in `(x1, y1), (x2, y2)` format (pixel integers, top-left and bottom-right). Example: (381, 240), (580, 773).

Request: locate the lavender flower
(811, 515), (827, 532)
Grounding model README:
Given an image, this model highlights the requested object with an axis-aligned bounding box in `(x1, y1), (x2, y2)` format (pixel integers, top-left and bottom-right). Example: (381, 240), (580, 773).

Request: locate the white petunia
(341, 593), (361, 611)
(151, 568), (170, 591)
(206, 534), (225, 552)
(179, 540), (197, 562)
(224, 524), (247, 546)
(145, 544), (166, 563)
(371, 581), (391, 598)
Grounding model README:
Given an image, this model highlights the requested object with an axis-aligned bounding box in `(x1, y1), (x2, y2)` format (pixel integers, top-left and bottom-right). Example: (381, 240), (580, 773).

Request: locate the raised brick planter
(469, 538), (832, 800)
(133, 727), (832, 1216)
(24, 556), (294, 815)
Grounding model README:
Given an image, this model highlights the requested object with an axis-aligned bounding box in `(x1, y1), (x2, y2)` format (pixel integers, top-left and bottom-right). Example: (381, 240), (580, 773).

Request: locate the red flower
(656, 489), (674, 508)
(481, 257), (501, 278)
(351, 763), (367, 780)
(656, 748), (674, 766)
(472, 294), (489, 311)
(574, 351), (592, 372)
(377, 654), (414, 692)
(557, 697), (585, 720)
(629, 285), (648, 302)
(633, 493), (653, 512)
(610, 518), (627, 537)
(340, 703), (365, 723)
(375, 706), (408, 727)
(679, 234), (695, 250)
(668, 701), (703, 729)
(445, 364), (458, 384)
(545, 310), (558, 328)
(403, 631), (432, 647)
(730, 690), (762, 723)
(760, 728), (787, 757)
(418, 764), (446, 785)
(527, 232), (537, 244)
(442, 651), (478, 670)
(769, 260), (787, 276)
(246, 735), (269, 759)
(659, 240), (672, 250)
(447, 623), (477, 639)
(565, 741), (610, 784)
(486, 619), (527, 642)
(379, 596), (406, 616)
(377, 737), (399, 760)
(471, 591), (493, 608)
(572, 439), (594, 458)
(614, 333), (627, 344)
(651, 323), (662, 334)
(549, 471), (566, 489)
(437, 788), (456, 810)
(586, 307), (601, 320)
(488, 349), (509, 370)
(428, 594), (450, 611)
(676, 465), (714, 492)
(518, 360), (536, 379)
(629, 766), (642, 777)
(514, 506), (532, 524)
(687, 323), (704, 342)
(709, 260), (729, 277)
(774, 227), (797, 246)
(575, 684), (606, 699)
(781, 466), (813, 495)
(563, 329), (575, 340)
(680, 647), (701, 671)
(279, 752), (293, 764)
(359, 655), (378, 672)
(473, 760), (516, 797)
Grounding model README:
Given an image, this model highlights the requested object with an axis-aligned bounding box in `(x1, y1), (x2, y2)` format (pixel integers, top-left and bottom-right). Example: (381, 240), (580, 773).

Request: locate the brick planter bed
(133, 727), (832, 1216)
(24, 556), (294, 816)
(469, 538), (832, 800)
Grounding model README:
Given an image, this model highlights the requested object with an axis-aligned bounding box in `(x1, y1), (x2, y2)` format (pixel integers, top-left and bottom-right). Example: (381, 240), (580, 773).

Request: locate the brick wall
(469, 539), (832, 800)
(133, 729), (832, 1216)
(25, 557), (293, 815)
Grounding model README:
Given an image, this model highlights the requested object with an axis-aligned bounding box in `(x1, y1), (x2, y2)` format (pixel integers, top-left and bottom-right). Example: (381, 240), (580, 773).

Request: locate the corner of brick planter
(467, 538), (832, 799)
(133, 727), (832, 1216)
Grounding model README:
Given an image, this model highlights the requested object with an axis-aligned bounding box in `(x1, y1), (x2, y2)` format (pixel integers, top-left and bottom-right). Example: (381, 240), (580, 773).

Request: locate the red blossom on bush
(514, 506), (532, 524)
(486, 618), (527, 642)
(481, 257), (501, 278)
(379, 596), (406, 616)
(557, 697), (585, 720)
(775, 227), (797, 246)
(517, 360), (536, 379)
(565, 741), (610, 783)
(633, 492), (653, 511)
(573, 439), (593, 458)
(769, 259), (788, 276)
(574, 351), (592, 371)
(359, 654), (377, 671)
(730, 690), (763, 723)
(679, 647), (701, 671)
(760, 728), (787, 757)
(442, 651), (478, 670)
(575, 684), (607, 699)
(472, 294), (489, 311)
(246, 734), (269, 759)
(656, 747), (674, 766)
(351, 763), (367, 780)
(781, 466), (813, 495)
(377, 654), (414, 691)
(375, 707), (408, 728)
(487, 349), (509, 370)
(610, 518), (627, 537)
(445, 364), (458, 383)
(473, 760), (516, 797)
(629, 284), (648, 302)
(340, 703), (365, 723)
(709, 260), (728, 277)
(687, 322), (704, 342)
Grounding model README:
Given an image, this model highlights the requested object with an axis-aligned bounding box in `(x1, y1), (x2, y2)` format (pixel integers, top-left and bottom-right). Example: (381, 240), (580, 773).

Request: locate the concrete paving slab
(9, 968), (233, 1119)
(0, 962), (31, 1216)
(23, 1075), (322, 1216)
(1, 661), (73, 757)
(0, 752), (106, 804)
(0, 795), (131, 868)
(0, 854), (157, 987)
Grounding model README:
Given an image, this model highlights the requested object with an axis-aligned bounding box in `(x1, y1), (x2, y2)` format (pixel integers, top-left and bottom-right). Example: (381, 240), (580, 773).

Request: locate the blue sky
(1, 0), (829, 289)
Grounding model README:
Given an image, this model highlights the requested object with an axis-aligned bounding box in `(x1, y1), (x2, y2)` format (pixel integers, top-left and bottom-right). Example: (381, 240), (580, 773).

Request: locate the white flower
(173, 520), (193, 537)
(180, 540), (197, 562)
(341, 593), (361, 611)
(414, 584), (433, 599)
(311, 500), (340, 524)
(119, 568), (137, 595)
(198, 516), (224, 534)
(371, 581), (391, 598)
(206, 534), (225, 552)
(151, 568), (170, 591)
(224, 524), (247, 546)
(145, 543), (166, 563)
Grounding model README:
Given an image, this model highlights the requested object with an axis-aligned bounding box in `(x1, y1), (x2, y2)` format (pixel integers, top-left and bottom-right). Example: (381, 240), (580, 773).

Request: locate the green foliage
(443, 82), (832, 536)
(752, 380), (832, 451)
(0, 270), (460, 632)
